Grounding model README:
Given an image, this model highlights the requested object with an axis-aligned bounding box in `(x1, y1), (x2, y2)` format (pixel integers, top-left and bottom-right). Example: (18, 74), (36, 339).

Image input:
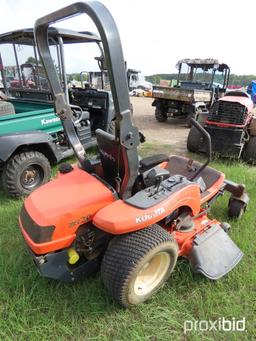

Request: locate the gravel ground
(130, 96), (189, 155)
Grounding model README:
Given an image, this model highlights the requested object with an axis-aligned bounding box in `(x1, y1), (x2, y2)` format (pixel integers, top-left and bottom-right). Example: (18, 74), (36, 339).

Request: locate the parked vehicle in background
(127, 68), (152, 91)
(0, 27), (115, 197)
(247, 80), (256, 104)
(187, 90), (256, 163)
(84, 68), (153, 95)
(9, 63), (49, 89)
(152, 59), (230, 126)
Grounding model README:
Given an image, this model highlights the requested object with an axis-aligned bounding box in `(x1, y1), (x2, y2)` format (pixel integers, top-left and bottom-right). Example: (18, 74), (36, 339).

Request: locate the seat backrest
(96, 128), (139, 199)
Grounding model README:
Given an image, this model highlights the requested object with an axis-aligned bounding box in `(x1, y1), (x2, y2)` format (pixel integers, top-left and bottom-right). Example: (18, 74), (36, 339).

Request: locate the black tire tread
(155, 107), (167, 122)
(101, 224), (178, 307)
(244, 136), (256, 164)
(2, 151), (51, 197)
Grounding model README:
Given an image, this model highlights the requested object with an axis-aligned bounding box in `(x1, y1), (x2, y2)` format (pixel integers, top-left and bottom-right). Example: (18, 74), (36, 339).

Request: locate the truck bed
(152, 86), (212, 103)
(0, 99), (62, 135)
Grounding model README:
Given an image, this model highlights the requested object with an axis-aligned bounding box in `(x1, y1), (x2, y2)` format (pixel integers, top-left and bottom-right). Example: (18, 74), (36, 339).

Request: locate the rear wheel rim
(20, 165), (44, 190)
(133, 251), (171, 296)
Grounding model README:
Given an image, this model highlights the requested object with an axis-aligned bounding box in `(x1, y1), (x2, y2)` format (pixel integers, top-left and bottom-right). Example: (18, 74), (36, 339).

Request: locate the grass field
(0, 144), (255, 340)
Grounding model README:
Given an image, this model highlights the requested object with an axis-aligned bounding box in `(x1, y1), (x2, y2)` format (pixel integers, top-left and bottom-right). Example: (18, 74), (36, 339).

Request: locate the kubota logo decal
(99, 148), (115, 162)
(41, 117), (60, 125)
(135, 207), (166, 224)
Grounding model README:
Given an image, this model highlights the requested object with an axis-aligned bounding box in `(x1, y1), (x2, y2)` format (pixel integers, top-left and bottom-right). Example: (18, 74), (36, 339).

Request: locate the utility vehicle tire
(0, 101), (15, 116)
(243, 136), (256, 164)
(187, 126), (202, 153)
(155, 107), (167, 122)
(228, 198), (246, 219)
(101, 224), (178, 307)
(2, 151), (51, 197)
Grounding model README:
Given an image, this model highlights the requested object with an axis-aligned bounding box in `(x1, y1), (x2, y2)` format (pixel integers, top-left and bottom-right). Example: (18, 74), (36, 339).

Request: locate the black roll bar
(34, 1), (140, 165)
(189, 118), (212, 181)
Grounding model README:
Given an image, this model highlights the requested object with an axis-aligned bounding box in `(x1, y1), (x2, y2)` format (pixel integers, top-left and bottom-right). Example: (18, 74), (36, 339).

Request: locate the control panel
(126, 175), (192, 209)
(69, 88), (108, 110)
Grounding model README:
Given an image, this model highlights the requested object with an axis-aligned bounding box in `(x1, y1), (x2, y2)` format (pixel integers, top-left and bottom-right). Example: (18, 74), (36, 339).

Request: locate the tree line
(145, 74), (256, 87)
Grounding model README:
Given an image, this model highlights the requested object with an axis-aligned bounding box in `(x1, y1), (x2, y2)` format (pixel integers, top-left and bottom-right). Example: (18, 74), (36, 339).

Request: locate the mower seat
(96, 128), (139, 199)
(140, 154), (169, 171)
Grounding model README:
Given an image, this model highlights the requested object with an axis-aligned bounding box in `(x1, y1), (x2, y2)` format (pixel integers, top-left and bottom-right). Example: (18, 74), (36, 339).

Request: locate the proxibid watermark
(184, 317), (246, 334)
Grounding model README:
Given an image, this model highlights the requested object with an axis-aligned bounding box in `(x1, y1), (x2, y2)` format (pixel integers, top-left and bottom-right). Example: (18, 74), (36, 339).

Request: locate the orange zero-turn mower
(19, 1), (249, 307)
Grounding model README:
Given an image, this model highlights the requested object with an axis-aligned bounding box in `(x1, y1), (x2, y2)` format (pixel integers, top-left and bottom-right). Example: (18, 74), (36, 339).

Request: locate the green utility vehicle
(0, 28), (115, 197)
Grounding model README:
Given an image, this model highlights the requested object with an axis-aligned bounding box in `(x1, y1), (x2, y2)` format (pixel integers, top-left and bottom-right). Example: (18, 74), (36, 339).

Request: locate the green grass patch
(0, 144), (255, 340)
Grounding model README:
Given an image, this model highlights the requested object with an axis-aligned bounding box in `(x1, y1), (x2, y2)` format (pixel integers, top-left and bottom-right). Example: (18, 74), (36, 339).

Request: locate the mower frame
(18, 1), (249, 307)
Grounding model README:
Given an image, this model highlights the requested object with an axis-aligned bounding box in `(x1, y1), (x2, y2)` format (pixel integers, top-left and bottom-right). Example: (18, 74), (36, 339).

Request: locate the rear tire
(2, 151), (51, 197)
(155, 107), (167, 122)
(101, 224), (178, 307)
(187, 126), (202, 153)
(243, 136), (256, 164)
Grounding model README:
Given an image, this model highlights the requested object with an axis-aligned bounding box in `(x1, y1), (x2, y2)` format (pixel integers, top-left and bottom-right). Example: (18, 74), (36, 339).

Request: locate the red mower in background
(187, 90), (256, 163)
(19, 1), (249, 307)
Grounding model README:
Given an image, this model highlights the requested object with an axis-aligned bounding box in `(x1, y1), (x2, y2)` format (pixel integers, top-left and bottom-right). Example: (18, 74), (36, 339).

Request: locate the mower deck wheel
(228, 198), (246, 219)
(101, 224), (178, 307)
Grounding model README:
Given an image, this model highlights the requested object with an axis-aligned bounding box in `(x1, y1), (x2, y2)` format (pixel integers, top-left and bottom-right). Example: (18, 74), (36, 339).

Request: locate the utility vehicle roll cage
(34, 1), (140, 168)
(176, 58), (230, 90)
(0, 27), (103, 101)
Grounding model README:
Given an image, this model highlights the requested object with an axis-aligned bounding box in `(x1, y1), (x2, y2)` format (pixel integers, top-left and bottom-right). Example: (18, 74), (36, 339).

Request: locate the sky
(0, 0), (256, 75)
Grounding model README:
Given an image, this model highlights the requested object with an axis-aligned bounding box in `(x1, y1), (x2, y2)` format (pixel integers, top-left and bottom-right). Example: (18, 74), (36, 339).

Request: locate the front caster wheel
(228, 198), (246, 219)
(101, 224), (178, 307)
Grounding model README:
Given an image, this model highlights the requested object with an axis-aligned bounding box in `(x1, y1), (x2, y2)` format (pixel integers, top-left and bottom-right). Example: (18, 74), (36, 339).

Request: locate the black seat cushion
(140, 154), (169, 171)
(96, 128), (139, 199)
